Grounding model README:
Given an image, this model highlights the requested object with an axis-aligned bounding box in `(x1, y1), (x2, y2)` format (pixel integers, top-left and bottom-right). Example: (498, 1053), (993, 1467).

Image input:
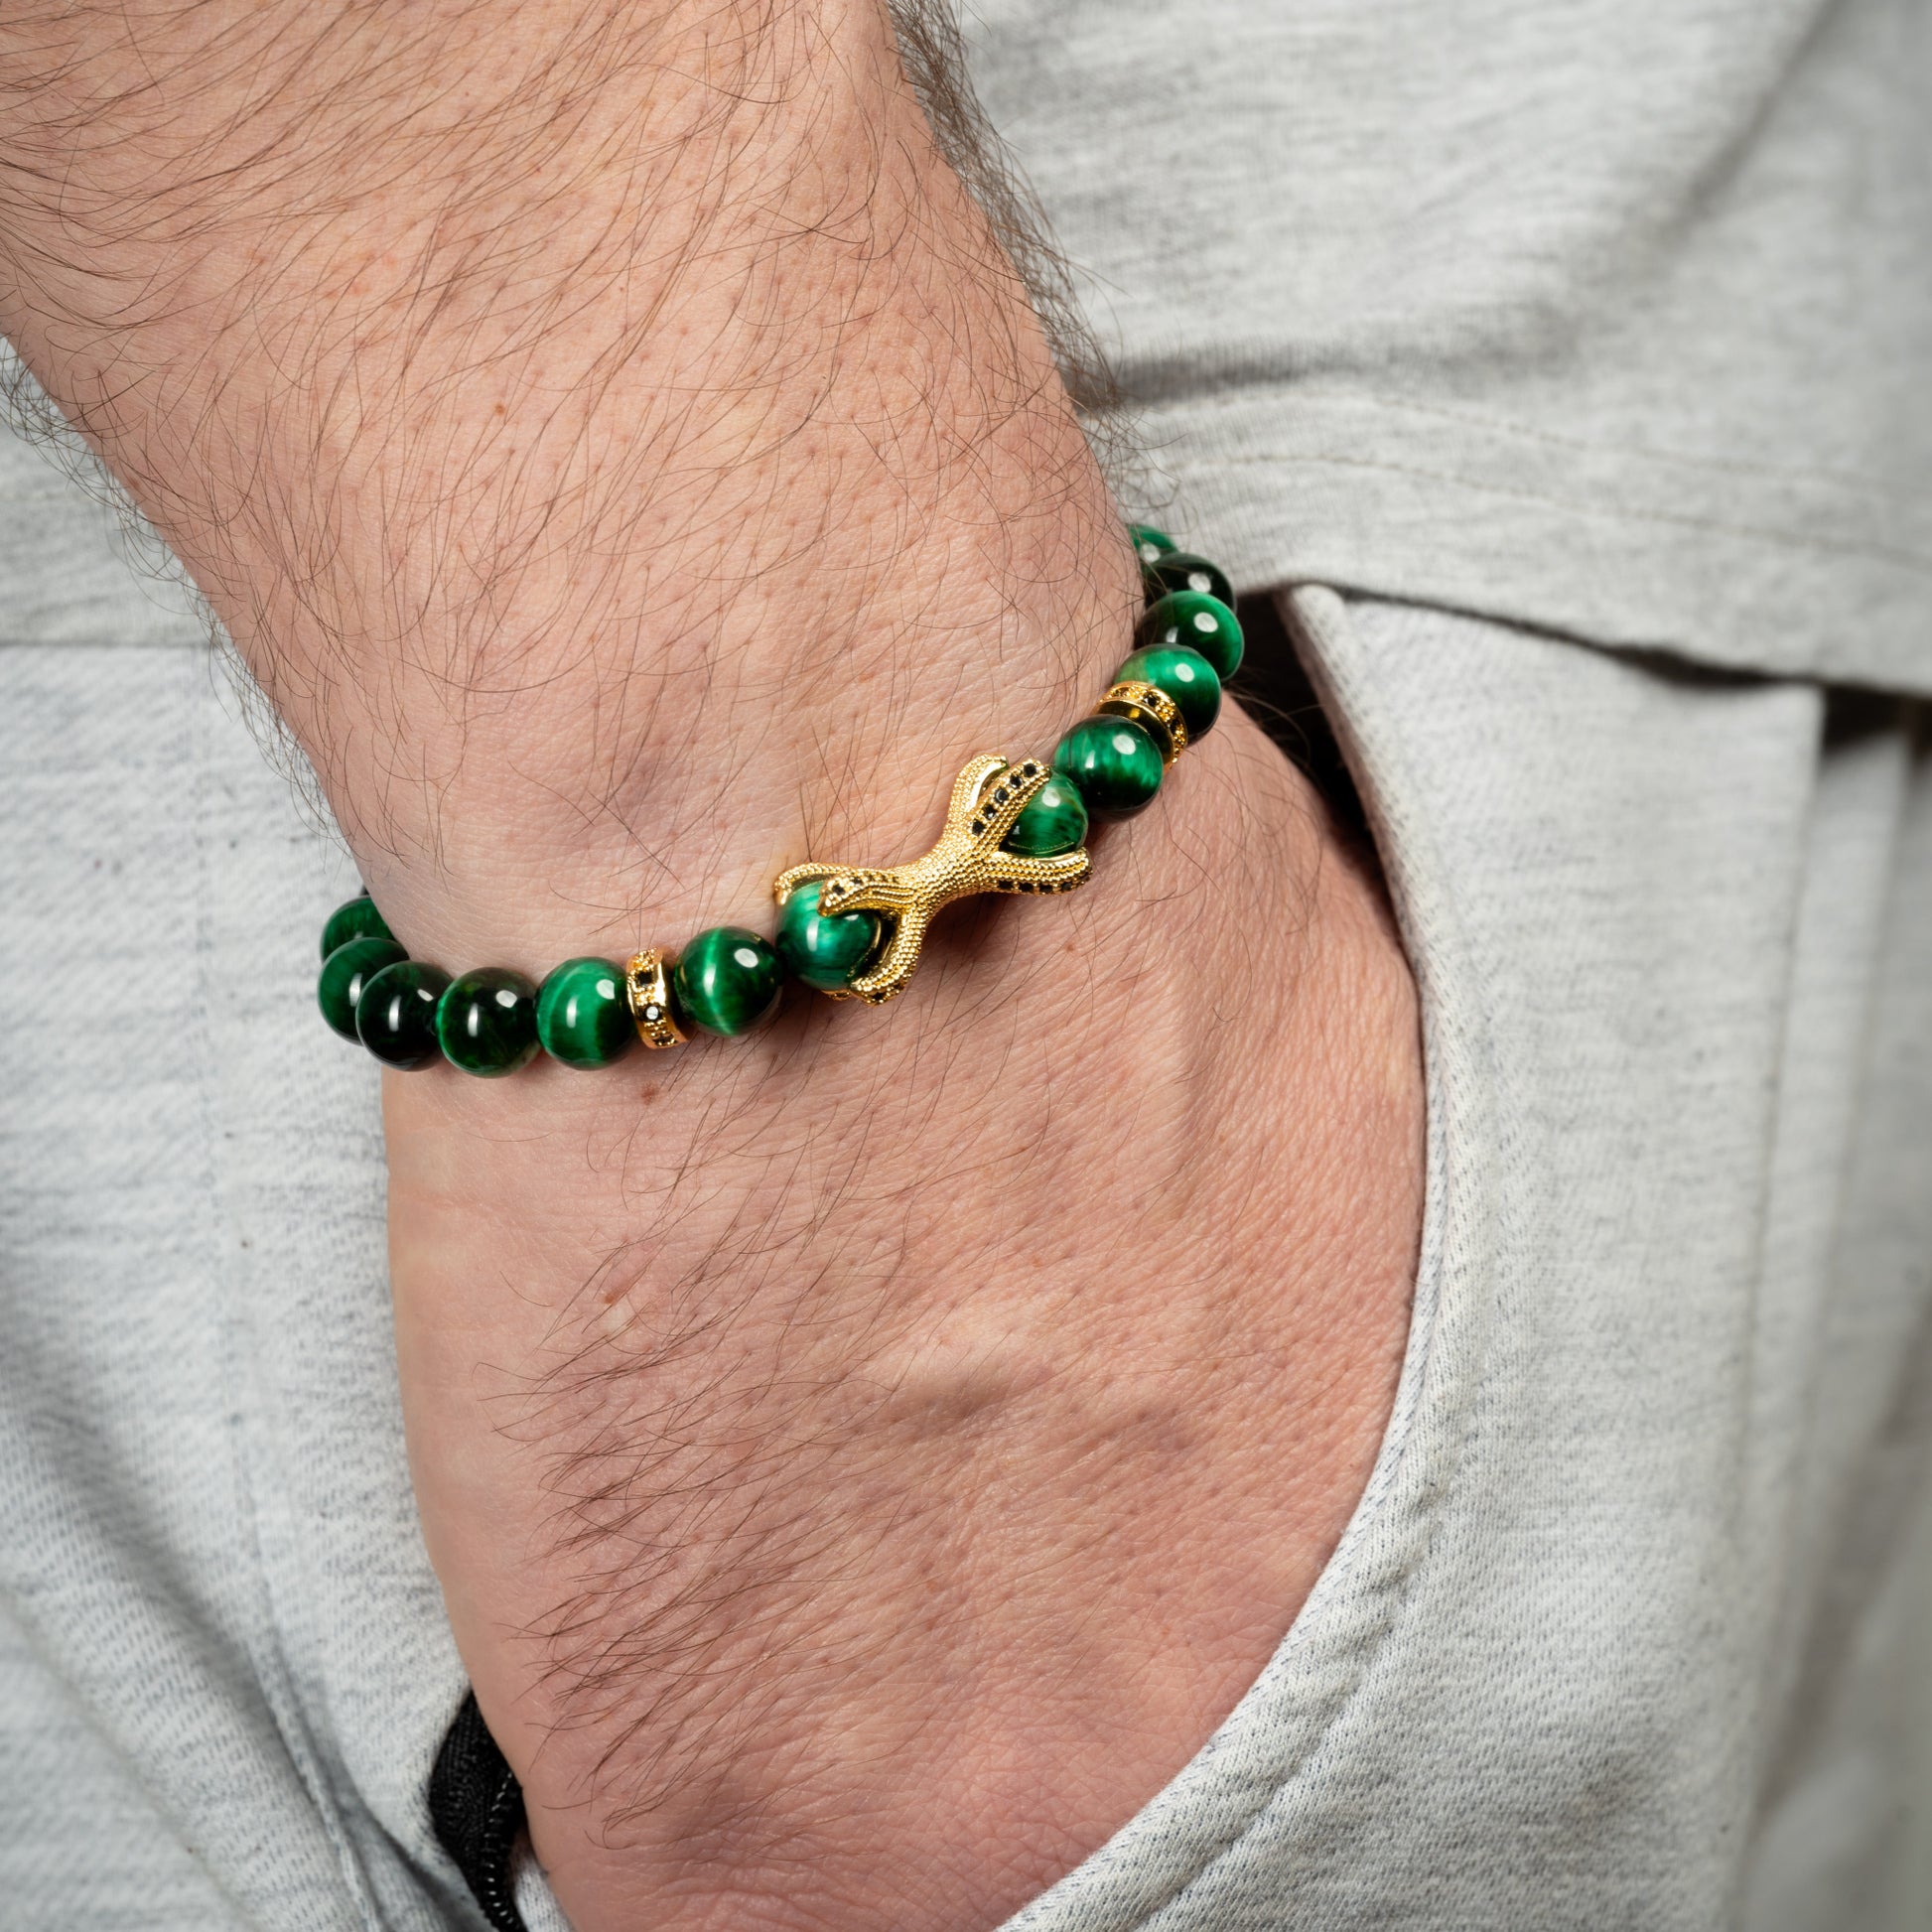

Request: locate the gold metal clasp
(772, 754), (1091, 1005)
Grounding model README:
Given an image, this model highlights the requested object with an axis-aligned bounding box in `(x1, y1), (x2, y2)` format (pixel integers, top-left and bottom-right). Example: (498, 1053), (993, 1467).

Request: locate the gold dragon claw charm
(772, 754), (1092, 1005)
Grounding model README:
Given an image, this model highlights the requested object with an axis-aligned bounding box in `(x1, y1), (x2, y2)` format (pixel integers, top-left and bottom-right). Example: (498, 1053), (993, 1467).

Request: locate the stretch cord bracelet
(317, 526), (1241, 1072)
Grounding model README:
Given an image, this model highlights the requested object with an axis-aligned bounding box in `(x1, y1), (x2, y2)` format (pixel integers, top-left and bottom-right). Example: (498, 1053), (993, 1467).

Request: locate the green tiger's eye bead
(318, 936), (407, 1040)
(776, 881), (884, 994)
(1002, 774), (1090, 857)
(436, 967), (540, 1076)
(673, 926), (782, 1036)
(536, 956), (635, 1069)
(1053, 716), (1165, 818)
(1114, 644), (1222, 741)
(1128, 523), (1177, 566)
(1143, 550), (1235, 613)
(1136, 590), (1244, 681)
(320, 893), (393, 960)
(355, 960), (452, 1069)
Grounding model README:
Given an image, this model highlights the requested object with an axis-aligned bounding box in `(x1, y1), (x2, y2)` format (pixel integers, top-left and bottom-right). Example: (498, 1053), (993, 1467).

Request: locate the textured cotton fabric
(5, 0), (1932, 1924)
(968, 0), (1932, 692)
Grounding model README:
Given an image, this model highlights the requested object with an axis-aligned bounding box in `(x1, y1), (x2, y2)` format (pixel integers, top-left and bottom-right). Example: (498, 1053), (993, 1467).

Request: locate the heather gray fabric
(968, 0), (1932, 693)
(0, 413), (203, 648)
(0, 642), (477, 1930)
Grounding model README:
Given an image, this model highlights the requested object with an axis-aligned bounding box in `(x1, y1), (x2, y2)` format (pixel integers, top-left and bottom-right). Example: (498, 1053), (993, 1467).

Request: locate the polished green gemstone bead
(318, 936), (407, 1040)
(536, 956), (635, 1069)
(673, 926), (782, 1036)
(355, 959), (452, 1069)
(1053, 716), (1165, 818)
(436, 967), (540, 1076)
(1128, 523), (1177, 567)
(1114, 644), (1221, 742)
(320, 892), (393, 960)
(1136, 590), (1244, 681)
(1143, 550), (1234, 613)
(776, 881), (884, 994)
(1003, 774), (1090, 857)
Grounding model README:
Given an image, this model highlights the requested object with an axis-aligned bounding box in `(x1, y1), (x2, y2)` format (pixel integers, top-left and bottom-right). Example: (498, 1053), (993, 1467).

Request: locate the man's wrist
(2, 12), (1426, 1927)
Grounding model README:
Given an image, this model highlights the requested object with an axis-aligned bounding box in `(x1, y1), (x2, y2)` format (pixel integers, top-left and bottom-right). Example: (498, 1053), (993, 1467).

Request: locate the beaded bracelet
(317, 526), (1240, 1074)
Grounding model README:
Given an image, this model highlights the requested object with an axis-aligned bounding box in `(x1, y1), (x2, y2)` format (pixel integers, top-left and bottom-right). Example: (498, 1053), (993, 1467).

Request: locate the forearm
(0, 0), (1126, 940)
(0, 11), (1423, 1929)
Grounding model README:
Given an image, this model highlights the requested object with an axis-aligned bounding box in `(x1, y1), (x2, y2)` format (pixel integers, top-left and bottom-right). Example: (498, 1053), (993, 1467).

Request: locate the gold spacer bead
(1094, 680), (1187, 764)
(624, 948), (688, 1049)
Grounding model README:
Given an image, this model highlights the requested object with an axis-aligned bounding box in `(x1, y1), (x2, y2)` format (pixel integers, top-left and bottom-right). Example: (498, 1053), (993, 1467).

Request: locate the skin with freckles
(0, 3), (1423, 1926)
